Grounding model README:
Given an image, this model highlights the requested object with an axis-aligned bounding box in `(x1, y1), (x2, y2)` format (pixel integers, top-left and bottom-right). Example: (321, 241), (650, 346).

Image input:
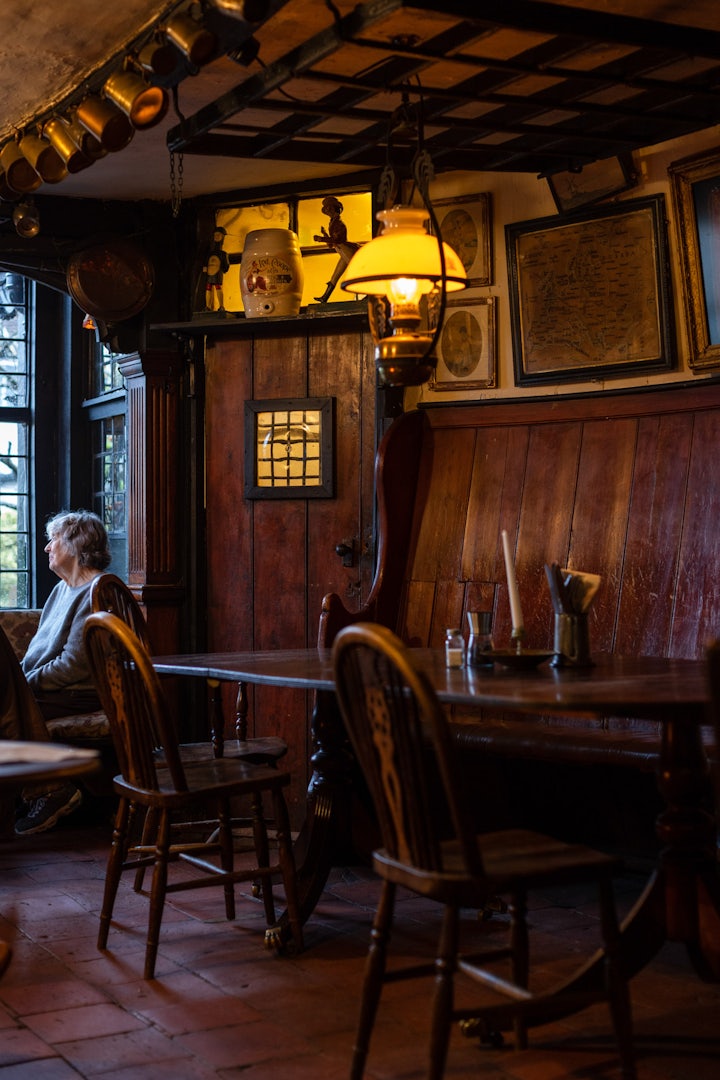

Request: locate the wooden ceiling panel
(168, 0), (720, 177)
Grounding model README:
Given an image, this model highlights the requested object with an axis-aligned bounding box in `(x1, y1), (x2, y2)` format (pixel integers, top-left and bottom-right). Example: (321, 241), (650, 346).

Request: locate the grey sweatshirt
(21, 579), (96, 693)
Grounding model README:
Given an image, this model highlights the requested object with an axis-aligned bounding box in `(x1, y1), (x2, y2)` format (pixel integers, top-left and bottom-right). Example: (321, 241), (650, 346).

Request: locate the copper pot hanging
(103, 71), (169, 130)
(0, 141), (41, 194)
(66, 239), (154, 323)
(19, 132), (67, 184)
(75, 95), (134, 153)
(43, 117), (93, 174)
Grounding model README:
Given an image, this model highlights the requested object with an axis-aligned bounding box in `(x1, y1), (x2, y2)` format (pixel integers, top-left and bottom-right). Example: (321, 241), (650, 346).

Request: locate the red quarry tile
(0, 1058), (84, 1078)
(23, 1002), (147, 1044)
(58, 1027), (195, 1075)
(175, 1018), (314, 1069)
(130, 994), (258, 1035)
(0, 1025), (56, 1068)
(0, 977), (108, 1017)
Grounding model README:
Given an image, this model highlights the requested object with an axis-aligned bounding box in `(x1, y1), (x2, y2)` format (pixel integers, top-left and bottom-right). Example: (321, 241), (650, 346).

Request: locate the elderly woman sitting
(9, 510), (111, 836)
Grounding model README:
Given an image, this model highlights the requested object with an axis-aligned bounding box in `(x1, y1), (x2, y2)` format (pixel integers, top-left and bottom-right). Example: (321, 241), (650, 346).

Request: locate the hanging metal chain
(169, 151), (184, 218)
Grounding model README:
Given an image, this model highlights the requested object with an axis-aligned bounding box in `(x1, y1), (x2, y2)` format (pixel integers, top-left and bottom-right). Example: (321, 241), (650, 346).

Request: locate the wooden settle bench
(319, 380), (720, 783)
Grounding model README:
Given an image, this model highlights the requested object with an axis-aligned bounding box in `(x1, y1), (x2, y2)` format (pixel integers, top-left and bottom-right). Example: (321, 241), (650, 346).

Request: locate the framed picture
(434, 194), (492, 286)
(506, 194), (675, 387)
(429, 296), (496, 391)
(545, 154), (637, 214)
(670, 147), (720, 370)
(244, 397), (335, 499)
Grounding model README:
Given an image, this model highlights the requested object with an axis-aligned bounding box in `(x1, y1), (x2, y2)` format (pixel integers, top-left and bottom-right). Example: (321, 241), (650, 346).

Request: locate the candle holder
(511, 626), (525, 654)
(491, 648), (553, 670)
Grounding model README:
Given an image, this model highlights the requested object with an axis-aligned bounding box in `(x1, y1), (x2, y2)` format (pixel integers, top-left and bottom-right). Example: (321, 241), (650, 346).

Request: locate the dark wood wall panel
(672, 408), (720, 658)
(568, 418), (636, 652)
(514, 422), (582, 647)
(616, 412), (693, 657)
(356, 383), (720, 666)
(203, 323), (378, 825)
(205, 339), (254, 652)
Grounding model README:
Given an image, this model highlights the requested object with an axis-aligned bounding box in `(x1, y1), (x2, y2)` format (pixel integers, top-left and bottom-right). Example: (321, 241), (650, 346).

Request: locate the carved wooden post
(119, 349), (184, 656)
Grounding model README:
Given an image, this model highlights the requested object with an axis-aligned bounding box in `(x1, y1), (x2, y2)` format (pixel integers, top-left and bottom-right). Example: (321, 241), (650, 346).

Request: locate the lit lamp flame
(340, 206), (467, 386)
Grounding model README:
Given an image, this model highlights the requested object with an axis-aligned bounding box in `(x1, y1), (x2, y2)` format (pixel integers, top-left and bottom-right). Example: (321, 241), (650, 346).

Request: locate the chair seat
(374, 828), (623, 903)
(114, 758), (290, 807)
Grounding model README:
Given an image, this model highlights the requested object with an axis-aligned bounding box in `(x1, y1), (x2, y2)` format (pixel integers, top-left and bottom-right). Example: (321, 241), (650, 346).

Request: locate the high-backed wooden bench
(319, 380), (720, 774)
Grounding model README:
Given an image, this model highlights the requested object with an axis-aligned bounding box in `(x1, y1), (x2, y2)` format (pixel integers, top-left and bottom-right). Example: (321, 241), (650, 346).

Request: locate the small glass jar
(445, 627), (465, 668)
(467, 610), (494, 668)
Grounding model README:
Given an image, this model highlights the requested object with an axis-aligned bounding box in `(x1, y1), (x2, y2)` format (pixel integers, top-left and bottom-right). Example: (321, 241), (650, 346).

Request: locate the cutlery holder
(551, 612), (594, 668)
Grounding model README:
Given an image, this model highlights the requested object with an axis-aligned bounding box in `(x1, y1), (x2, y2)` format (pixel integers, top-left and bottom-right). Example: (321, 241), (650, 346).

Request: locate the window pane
(0, 421), (30, 607)
(0, 272), (29, 408)
(92, 413), (127, 580)
(89, 342), (126, 397)
(298, 191), (373, 307)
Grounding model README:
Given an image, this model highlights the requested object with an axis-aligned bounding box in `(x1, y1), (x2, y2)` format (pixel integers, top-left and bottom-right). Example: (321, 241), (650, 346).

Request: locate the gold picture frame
(670, 147), (720, 370)
(434, 194), (493, 287)
(506, 195), (675, 386)
(429, 296), (496, 391)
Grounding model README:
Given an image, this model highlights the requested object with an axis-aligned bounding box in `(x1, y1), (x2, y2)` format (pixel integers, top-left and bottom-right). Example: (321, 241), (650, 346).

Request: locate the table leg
(463, 711), (720, 1037)
(546, 710), (720, 988)
(207, 678), (225, 757)
(265, 689), (356, 946)
(0, 940), (10, 978)
(654, 711), (720, 978)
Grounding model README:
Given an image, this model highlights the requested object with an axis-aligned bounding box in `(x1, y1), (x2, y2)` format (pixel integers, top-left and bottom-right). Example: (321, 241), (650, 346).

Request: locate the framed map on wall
(505, 195), (675, 386)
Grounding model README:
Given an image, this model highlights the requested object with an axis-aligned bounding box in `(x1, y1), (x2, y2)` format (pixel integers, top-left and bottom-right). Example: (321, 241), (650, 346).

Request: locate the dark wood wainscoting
(203, 322), (378, 823)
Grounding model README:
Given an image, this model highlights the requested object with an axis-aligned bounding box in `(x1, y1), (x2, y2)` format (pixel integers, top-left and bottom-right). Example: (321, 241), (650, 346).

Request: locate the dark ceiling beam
(174, 129), (601, 172)
(289, 69), (712, 137)
(348, 32), (720, 104)
(167, 0), (720, 174)
(167, 0), (406, 152)
(410, 0), (720, 58)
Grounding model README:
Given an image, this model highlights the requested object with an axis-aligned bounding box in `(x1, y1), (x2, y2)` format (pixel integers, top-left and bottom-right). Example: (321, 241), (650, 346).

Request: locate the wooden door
(204, 320), (378, 823)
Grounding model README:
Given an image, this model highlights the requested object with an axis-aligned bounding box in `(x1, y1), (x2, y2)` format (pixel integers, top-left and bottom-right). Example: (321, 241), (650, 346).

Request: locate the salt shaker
(466, 611), (494, 668)
(444, 627), (465, 668)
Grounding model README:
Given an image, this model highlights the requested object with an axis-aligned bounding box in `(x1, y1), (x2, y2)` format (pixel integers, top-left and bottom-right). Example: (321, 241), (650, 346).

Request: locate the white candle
(501, 529), (524, 636)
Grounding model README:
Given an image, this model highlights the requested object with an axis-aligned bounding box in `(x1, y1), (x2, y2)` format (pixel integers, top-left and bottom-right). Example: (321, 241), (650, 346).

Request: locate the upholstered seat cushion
(46, 711), (110, 741)
(0, 608), (110, 744)
(0, 609), (43, 660)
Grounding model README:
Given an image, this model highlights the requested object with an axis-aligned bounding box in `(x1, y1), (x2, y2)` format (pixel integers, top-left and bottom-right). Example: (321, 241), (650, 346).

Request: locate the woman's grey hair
(46, 510), (111, 571)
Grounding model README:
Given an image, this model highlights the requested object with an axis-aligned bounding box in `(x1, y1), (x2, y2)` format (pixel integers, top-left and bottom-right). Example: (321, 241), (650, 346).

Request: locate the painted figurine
(204, 226), (230, 312)
(313, 196), (358, 303)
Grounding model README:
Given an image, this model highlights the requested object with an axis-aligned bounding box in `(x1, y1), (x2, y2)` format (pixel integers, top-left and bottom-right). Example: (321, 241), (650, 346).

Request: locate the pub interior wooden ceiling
(2, 0), (720, 202)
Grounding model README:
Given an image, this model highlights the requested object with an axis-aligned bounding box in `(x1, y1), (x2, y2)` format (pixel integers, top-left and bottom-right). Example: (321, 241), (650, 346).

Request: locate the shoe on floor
(15, 785), (83, 836)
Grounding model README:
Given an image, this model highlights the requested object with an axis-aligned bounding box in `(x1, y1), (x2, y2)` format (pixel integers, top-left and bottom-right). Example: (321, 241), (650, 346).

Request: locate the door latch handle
(334, 538), (355, 567)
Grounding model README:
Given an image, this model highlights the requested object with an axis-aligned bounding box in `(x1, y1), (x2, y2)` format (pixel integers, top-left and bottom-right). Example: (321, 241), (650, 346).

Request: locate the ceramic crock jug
(240, 228), (304, 317)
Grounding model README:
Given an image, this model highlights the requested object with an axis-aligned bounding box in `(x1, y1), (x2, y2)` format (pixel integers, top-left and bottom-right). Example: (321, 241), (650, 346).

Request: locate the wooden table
(152, 649), (720, 990)
(0, 741), (102, 978)
(0, 742), (102, 789)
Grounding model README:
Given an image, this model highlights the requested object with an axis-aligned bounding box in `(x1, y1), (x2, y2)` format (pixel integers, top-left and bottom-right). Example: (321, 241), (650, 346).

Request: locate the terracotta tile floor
(1, 816), (720, 1079)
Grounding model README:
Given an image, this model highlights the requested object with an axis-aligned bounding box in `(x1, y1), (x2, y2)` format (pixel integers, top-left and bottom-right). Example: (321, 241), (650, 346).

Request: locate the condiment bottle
(445, 627), (465, 668)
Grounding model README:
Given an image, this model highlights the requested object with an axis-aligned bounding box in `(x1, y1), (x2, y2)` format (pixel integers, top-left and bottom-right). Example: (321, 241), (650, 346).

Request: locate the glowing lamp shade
(340, 206), (467, 386)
